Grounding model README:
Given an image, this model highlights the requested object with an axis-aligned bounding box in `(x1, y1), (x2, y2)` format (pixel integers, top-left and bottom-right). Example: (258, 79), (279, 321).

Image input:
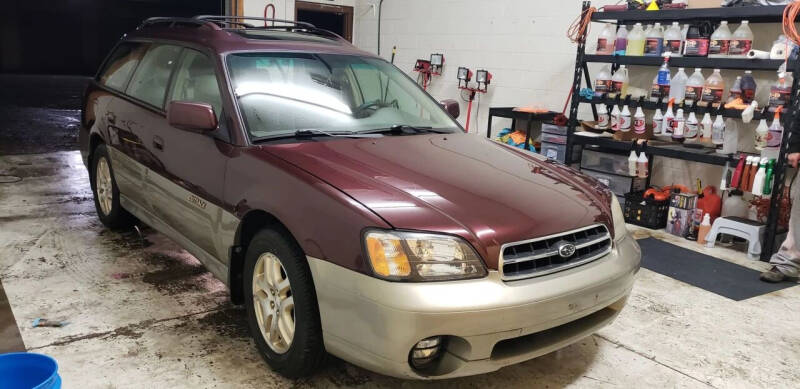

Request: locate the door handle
(106, 112), (116, 125)
(153, 136), (164, 151)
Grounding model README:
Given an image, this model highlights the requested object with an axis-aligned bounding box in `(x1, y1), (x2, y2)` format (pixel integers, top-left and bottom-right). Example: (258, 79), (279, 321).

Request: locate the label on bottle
(634, 117), (646, 134)
(611, 80), (625, 94)
(769, 86), (791, 109)
(620, 115), (632, 132)
(664, 40), (682, 54)
(598, 113), (609, 128)
(664, 116), (674, 134)
(611, 114), (619, 131)
(709, 39), (730, 55)
(650, 83), (671, 100)
(767, 128), (783, 148)
(685, 121), (698, 138)
(595, 79), (611, 94)
(684, 38), (709, 56)
(644, 38), (664, 55)
(637, 160), (648, 178)
(653, 117), (663, 134)
(673, 120), (685, 138)
(729, 39), (752, 56)
(685, 85), (703, 102)
(701, 87), (724, 106)
(755, 131), (768, 150)
(615, 38), (627, 54)
(742, 88), (756, 103)
(597, 38), (610, 53)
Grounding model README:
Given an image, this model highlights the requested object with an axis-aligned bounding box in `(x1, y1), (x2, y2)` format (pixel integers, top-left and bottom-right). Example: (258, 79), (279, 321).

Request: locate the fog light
(409, 336), (443, 371)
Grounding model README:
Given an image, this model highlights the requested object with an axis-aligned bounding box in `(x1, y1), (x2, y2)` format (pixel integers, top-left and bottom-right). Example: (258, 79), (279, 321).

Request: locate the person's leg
(761, 178), (800, 282)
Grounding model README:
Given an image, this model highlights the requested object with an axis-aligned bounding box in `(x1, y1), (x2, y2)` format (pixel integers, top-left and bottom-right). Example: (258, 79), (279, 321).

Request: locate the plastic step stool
(704, 216), (765, 259)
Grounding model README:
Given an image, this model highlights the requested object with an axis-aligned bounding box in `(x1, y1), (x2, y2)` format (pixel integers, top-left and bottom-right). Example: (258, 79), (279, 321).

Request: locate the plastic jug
(684, 68), (705, 105)
(697, 186), (722, 223)
(769, 65), (792, 112)
(650, 56), (671, 102)
(669, 67), (688, 103)
(594, 65), (612, 97)
(596, 23), (616, 55)
(709, 21), (732, 57)
(740, 70), (756, 104)
(728, 76), (742, 102)
(684, 22), (712, 56)
(645, 22), (664, 56)
(700, 68), (725, 108)
(611, 65), (629, 97)
(664, 22), (683, 56)
(626, 23), (646, 56)
(615, 25), (629, 56)
(729, 20), (753, 57)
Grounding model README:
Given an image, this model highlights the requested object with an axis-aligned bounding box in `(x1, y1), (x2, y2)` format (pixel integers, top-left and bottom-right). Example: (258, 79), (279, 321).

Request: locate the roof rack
(137, 17), (221, 31)
(193, 15), (345, 41)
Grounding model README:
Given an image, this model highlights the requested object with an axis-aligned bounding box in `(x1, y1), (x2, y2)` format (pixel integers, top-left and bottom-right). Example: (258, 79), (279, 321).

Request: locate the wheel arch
(229, 209), (305, 304)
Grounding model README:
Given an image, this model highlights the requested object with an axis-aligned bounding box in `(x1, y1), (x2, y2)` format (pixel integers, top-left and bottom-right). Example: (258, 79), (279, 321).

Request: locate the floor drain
(0, 175), (22, 183)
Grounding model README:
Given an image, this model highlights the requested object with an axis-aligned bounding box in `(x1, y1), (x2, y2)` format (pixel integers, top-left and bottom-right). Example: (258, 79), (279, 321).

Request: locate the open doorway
(295, 1), (353, 42)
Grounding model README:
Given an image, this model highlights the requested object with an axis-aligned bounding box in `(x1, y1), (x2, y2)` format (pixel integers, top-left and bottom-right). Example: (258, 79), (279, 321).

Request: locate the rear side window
(126, 44), (182, 108)
(98, 42), (147, 91)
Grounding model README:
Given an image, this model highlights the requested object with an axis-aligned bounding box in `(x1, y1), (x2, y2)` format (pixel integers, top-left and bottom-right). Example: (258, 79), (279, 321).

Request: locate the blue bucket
(0, 352), (61, 389)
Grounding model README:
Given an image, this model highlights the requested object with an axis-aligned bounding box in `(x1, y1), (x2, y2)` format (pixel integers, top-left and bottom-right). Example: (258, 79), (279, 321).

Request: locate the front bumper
(307, 234), (641, 379)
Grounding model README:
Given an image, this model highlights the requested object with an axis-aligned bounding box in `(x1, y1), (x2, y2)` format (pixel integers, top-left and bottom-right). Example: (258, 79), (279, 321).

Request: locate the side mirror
(440, 99), (460, 119)
(167, 101), (218, 133)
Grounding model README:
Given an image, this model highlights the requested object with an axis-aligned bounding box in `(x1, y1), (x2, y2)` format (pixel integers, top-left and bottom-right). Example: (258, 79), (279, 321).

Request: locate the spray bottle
(766, 106), (784, 150)
(763, 159), (775, 195)
(751, 158), (768, 196)
(730, 154), (746, 189)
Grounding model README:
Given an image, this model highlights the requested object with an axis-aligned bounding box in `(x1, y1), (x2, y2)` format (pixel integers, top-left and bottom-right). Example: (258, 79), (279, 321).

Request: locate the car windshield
(226, 52), (461, 140)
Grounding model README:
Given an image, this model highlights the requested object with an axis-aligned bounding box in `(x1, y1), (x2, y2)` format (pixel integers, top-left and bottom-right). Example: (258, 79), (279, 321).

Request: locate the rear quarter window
(126, 44), (182, 109)
(98, 42), (148, 91)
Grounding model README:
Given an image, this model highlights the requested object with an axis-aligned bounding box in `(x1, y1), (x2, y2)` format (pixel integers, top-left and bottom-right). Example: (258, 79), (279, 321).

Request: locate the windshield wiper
(252, 129), (381, 143)
(358, 125), (452, 135)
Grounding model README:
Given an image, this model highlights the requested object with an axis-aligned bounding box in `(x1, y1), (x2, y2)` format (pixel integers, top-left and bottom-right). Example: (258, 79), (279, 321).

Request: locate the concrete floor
(1, 151), (800, 388)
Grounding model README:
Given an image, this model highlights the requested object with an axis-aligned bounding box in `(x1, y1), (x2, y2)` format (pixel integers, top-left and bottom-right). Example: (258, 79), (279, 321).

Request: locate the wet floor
(0, 74), (89, 155)
(1, 151), (800, 388)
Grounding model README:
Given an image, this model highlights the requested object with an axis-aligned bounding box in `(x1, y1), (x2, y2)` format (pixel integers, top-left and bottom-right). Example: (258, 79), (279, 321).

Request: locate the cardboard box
(689, 0), (722, 9)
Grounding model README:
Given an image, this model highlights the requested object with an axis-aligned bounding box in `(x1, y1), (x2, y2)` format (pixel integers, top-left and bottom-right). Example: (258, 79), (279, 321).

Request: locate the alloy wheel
(95, 157), (113, 216)
(252, 252), (295, 354)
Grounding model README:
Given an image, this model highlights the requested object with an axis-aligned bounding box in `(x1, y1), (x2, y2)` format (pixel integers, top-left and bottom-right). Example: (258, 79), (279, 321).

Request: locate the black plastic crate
(623, 191), (670, 229)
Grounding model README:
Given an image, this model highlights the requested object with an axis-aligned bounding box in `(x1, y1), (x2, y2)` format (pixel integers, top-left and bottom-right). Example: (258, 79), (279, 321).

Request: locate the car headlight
(610, 195), (628, 242)
(364, 230), (487, 281)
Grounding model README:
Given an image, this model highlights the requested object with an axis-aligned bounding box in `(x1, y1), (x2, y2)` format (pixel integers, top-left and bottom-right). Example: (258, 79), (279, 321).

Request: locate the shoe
(760, 267), (786, 283)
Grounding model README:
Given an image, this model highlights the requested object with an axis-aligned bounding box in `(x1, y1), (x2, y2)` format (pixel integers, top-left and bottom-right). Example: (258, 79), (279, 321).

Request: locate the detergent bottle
(669, 67), (688, 103)
(637, 151), (649, 178)
(611, 65), (629, 97)
(709, 21), (732, 57)
(686, 111), (699, 139)
(596, 23), (616, 55)
(620, 105), (632, 132)
(684, 68), (705, 105)
(700, 69), (725, 108)
(766, 106), (784, 150)
(611, 105), (621, 131)
(645, 22), (665, 56)
(729, 20), (753, 57)
(712, 115), (725, 146)
(634, 106), (646, 134)
(664, 22), (683, 56)
(594, 65), (612, 97)
(626, 23), (646, 56)
(652, 108), (664, 135)
(615, 25), (629, 56)
(628, 150), (638, 176)
(754, 118), (769, 150)
(700, 112), (713, 140)
(597, 104), (609, 129)
(741, 70), (757, 103)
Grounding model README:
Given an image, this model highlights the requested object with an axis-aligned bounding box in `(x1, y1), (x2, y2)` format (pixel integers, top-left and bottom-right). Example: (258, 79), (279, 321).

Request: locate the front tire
(91, 144), (134, 230)
(244, 228), (325, 378)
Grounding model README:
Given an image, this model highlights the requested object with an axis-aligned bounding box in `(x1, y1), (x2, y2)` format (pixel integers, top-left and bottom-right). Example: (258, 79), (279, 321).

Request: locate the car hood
(261, 134), (613, 269)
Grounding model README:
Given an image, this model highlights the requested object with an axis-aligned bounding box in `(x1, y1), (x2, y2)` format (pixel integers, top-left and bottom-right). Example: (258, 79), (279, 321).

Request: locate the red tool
(413, 54), (444, 91)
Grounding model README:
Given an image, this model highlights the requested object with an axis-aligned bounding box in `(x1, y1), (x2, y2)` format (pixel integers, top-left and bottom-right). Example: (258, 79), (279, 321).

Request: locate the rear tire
(244, 228), (325, 378)
(91, 144), (134, 230)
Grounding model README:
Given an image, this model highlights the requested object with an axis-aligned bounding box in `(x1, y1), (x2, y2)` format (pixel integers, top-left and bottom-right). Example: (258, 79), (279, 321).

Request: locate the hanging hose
(264, 3), (275, 27)
(567, 6), (596, 44)
(783, 1), (800, 48)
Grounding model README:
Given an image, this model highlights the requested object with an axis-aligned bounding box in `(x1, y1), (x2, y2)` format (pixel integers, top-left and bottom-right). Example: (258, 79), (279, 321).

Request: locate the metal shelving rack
(566, 2), (798, 261)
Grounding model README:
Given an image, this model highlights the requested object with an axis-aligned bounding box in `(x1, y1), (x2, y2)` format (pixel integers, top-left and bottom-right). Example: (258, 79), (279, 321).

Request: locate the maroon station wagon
(79, 16), (641, 379)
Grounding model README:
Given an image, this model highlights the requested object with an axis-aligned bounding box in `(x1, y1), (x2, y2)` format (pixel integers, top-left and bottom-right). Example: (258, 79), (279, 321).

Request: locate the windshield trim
(222, 50), (465, 145)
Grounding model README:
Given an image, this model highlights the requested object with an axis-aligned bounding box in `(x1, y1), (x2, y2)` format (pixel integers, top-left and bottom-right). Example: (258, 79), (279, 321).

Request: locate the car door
(144, 47), (231, 260)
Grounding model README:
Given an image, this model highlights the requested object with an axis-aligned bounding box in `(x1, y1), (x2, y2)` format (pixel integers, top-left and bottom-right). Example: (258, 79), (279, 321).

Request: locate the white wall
(352, 0), (787, 188)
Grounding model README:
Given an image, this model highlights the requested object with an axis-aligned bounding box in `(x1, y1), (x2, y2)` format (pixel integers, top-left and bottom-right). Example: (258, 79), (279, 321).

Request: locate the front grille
(500, 224), (611, 281)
